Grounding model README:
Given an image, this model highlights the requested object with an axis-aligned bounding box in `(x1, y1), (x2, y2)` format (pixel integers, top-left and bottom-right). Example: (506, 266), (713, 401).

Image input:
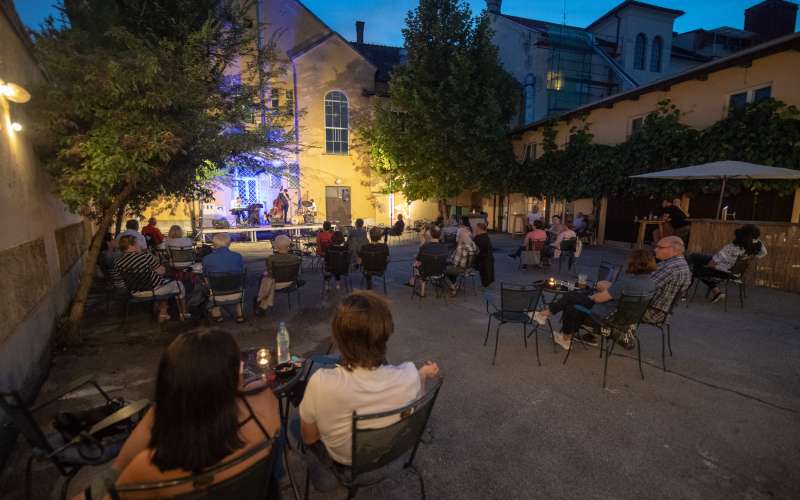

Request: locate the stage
(199, 223), (324, 243)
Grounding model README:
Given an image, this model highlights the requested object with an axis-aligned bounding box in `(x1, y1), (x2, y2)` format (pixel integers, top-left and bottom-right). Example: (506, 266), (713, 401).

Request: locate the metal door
(325, 186), (351, 225)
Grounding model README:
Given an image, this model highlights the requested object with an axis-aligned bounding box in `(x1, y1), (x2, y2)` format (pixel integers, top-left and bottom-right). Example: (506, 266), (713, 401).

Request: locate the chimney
(356, 20), (365, 45)
(486, 0), (503, 14)
(744, 0), (798, 43)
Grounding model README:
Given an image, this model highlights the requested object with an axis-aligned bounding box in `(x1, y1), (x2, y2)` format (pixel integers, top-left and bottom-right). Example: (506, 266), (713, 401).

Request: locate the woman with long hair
(79, 330), (280, 499)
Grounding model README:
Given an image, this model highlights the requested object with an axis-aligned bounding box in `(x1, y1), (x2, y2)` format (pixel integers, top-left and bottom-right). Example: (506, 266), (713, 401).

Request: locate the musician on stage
(231, 196), (244, 225)
(279, 189), (291, 222)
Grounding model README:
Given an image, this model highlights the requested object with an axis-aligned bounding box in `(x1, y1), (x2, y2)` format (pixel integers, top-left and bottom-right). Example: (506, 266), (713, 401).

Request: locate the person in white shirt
(527, 206), (543, 226)
(298, 291), (439, 491)
(116, 219), (147, 251)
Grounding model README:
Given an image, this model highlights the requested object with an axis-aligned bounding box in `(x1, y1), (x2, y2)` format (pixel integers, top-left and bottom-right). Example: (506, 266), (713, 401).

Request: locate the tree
(361, 0), (518, 213)
(30, 0), (296, 342)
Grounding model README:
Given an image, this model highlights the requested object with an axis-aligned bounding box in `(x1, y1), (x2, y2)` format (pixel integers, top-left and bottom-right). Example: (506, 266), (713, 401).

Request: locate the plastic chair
(484, 283), (544, 366)
(0, 376), (149, 500)
(110, 438), (279, 499)
(303, 378), (444, 500)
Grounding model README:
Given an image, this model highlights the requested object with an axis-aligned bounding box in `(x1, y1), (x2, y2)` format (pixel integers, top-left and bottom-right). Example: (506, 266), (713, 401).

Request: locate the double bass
(270, 195), (285, 220)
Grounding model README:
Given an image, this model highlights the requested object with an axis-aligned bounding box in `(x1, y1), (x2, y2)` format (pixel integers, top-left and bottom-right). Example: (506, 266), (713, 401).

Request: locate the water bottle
(276, 322), (290, 365)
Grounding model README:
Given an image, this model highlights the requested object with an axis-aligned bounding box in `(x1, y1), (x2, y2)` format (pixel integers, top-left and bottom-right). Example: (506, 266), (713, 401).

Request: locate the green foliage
(517, 98), (800, 200)
(360, 0), (519, 201)
(31, 0), (296, 220)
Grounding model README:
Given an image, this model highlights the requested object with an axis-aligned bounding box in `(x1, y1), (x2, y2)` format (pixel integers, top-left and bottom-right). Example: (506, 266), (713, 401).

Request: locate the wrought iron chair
(484, 283), (544, 366)
(167, 246), (196, 271)
(641, 286), (688, 371)
(303, 378), (444, 500)
(689, 256), (752, 311)
(360, 246), (390, 295)
(0, 376), (149, 500)
(109, 438), (280, 499)
(558, 238), (578, 274)
(271, 259), (305, 309)
(205, 271), (246, 320)
(324, 246), (353, 293)
(574, 294), (652, 388)
(412, 253), (449, 303)
(595, 260), (620, 284)
(118, 268), (182, 327)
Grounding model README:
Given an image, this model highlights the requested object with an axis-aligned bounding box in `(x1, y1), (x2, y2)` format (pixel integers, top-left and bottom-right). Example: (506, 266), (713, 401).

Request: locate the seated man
(406, 225), (450, 297)
(116, 219), (148, 251)
(644, 236), (692, 324)
(141, 217), (164, 248)
(316, 221), (334, 257)
(298, 292), (439, 491)
(255, 235), (302, 315)
(509, 219), (547, 260)
(346, 218), (369, 266)
(202, 233), (245, 322)
(323, 231), (349, 292)
(358, 227), (390, 290)
(383, 214), (405, 243)
(114, 235), (189, 321)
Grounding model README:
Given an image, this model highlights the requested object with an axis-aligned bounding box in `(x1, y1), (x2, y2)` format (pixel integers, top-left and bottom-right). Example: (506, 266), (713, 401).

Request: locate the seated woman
(688, 224), (767, 303)
(542, 223), (577, 260)
(323, 231), (349, 291)
(445, 226), (477, 294)
(164, 225), (193, 249)
(298, 291), (439, 492)
(78, 330), (281, 499)
(316, 220), (334, 257)
(531, 249), (656, 350)
(509, 220), (547, 259)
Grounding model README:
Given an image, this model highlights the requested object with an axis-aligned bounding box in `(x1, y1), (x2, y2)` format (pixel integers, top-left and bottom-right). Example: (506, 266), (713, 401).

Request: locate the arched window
(324, 91), (348, 154)
(633, 33), (647, 70)
(650, 36), (663, 72)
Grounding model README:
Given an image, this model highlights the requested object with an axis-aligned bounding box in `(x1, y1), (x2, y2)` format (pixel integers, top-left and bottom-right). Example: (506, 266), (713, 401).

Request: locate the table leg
(636, 223), (646, 249)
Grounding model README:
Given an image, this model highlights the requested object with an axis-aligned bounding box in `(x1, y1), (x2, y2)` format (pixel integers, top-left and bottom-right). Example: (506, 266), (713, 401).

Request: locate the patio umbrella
(629, 160), (800, 218)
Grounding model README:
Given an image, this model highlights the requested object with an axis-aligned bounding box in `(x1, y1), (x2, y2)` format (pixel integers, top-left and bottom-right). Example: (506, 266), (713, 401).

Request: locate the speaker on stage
(211, 218), (231, 229)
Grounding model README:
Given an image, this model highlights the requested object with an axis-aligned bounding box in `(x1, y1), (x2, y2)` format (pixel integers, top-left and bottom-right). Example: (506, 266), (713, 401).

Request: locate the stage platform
(199, 223), (323, 243)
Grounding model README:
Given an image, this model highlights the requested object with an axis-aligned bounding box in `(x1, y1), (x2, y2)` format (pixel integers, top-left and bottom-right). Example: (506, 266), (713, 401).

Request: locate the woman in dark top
(324, 231), (350, 291)
(79, 330), (280, 499)
(472, 222), (494, 288)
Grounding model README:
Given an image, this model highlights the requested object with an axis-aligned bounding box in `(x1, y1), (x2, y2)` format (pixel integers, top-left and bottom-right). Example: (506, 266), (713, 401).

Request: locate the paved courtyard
(1, 234), (799, 499)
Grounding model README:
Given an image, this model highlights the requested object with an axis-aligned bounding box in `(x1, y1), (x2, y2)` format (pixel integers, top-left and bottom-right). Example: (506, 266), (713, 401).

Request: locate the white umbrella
(630, 160), (800, 218)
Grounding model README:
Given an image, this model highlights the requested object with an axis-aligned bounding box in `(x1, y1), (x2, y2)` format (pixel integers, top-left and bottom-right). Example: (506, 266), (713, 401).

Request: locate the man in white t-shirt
(527, 206), (543, 227)
(298, 291), (439, 490)
(116, 219), (147, 251)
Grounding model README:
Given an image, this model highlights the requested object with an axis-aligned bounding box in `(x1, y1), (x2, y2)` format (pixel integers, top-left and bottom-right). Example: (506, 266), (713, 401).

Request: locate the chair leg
(666, 323), (673, 356)
(602, 338), (617, 388)
(304, 464), (311, 500)
(562, 334), (574, 365)
(636, 336), (645, 380)
(547, 318), (558, 353)
(724, 281), (729, 312)
(522, 323), (528, 349)
(484, 316), (491, 346)
(492, 324), (501, 365)
(25, 456), (34, 500)
(660, 326), (666, 372)
(738, 282), (745, 308)
(532, 325), (541, 366)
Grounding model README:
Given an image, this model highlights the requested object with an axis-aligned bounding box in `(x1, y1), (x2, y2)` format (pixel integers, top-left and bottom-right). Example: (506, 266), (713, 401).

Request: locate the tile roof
(349, 42), (403, 82)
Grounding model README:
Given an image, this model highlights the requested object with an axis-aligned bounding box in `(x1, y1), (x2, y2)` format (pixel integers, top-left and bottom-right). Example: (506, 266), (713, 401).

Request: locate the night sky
(15, 0), (800, 46)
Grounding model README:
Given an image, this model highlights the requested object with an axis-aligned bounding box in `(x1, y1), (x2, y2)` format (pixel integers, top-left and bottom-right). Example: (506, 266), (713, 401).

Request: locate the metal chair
(689, 256), (752, 311)
(641, 286), (688, 371)
(324, 246), (353, 293)
(110, 438), (280, 499)
(452, 253), (478, 296)
(484, 283), (544, 366)
(412, 253), (449, 303)
(519, 240), (544, 270)
(360, 246), (390, 295)
(0, 376), (149, 500)
(558, 238), (578, 274)
(118, 268), (182, 327)
(167, 246), (196, 270)
(271, 259), (305, 309)
(583, 294), (652, 388)
(303, 378), (444, 500)
(205, 271), (246, 320)
(596, 260), (620, 284)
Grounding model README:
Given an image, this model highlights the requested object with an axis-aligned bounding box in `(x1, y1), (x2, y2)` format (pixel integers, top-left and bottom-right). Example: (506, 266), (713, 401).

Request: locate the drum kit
(297, 200), (317, 223)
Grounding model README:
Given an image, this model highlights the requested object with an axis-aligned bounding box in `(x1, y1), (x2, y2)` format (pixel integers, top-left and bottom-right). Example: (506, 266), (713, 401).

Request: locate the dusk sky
(15, 0), (799, 45)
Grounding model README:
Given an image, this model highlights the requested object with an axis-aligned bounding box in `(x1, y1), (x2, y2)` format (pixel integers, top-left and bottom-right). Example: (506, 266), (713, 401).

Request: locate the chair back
(526, 239), (545, 251)
(350, 378), (443, 479)
(360, 247), (389, 274)
(560, 238), (577, 253)
(109, 439), (279, 500)
(0, 391), (56, 458)
(499, 283), (541, 320)
(270, 259), (301, 283)
(169, 247), (196, 269)
(119, 268), (156, 293)
(340, 225), (355, 237)
(520, 250), (541, 267)
(325, 246), (351, 275)
(605, 293), (651, 331)
(728, 256), (753, 277)
(206, 272), (245, 296)
(597, 260), (620, 283)
(417, 252), (447, 278)
(442, 232), (456, 244)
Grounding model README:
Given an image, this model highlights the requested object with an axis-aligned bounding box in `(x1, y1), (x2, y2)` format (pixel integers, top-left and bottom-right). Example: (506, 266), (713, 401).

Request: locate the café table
(634, 219), (663, 249)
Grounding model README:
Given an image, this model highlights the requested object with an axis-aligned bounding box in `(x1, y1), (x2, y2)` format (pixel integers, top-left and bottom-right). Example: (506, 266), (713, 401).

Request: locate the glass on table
(256, 348), (271, 370)
(577, 274), (588, 288)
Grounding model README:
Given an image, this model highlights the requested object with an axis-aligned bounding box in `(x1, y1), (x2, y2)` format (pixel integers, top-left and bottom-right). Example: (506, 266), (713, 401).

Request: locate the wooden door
(325, 186), (352, 225)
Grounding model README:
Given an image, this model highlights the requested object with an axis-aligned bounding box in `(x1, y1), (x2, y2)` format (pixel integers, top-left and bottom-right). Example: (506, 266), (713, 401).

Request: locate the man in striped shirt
(114, 235), (189, 322)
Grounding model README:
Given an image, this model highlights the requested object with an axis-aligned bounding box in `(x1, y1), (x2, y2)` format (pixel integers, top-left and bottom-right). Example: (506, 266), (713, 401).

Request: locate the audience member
(116, 219), (147, 251)
(508, 220), (547, 259)
(644, 236), (692, 324)
(114, 235), (189, 321)
(165, 225), (193, 249)
(441, 216), (459, 241)
(316, 221), (334, 256)
(532, 249), (656, 350)
(543, 222), (577, 260)
(79, 330), (280, 499)
(255, 235), (302, 316)
(324, 231), (349, 291)
(346, 218), (369, 266)
(548, 215), (565, 237)
(406, 225), (449, 297)
(141, 217), (164, 248)
(99, 233), (126, 290)
(472, 222), (494, 288)
(527, 206), (543, 226)
(298, 292), (439, 491)
(445, 227), (477, 294)
(573, 212), (587, 234)
(202, 233), (245, 322)
(383, 214), (405, 243)
(358, 227), (390, 291)
(688, 224), (767, 303)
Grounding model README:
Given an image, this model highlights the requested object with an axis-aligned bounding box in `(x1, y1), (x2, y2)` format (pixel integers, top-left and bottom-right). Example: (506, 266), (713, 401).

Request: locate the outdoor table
(240, 348), (308, 433)
(634, 219), (663, 249)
